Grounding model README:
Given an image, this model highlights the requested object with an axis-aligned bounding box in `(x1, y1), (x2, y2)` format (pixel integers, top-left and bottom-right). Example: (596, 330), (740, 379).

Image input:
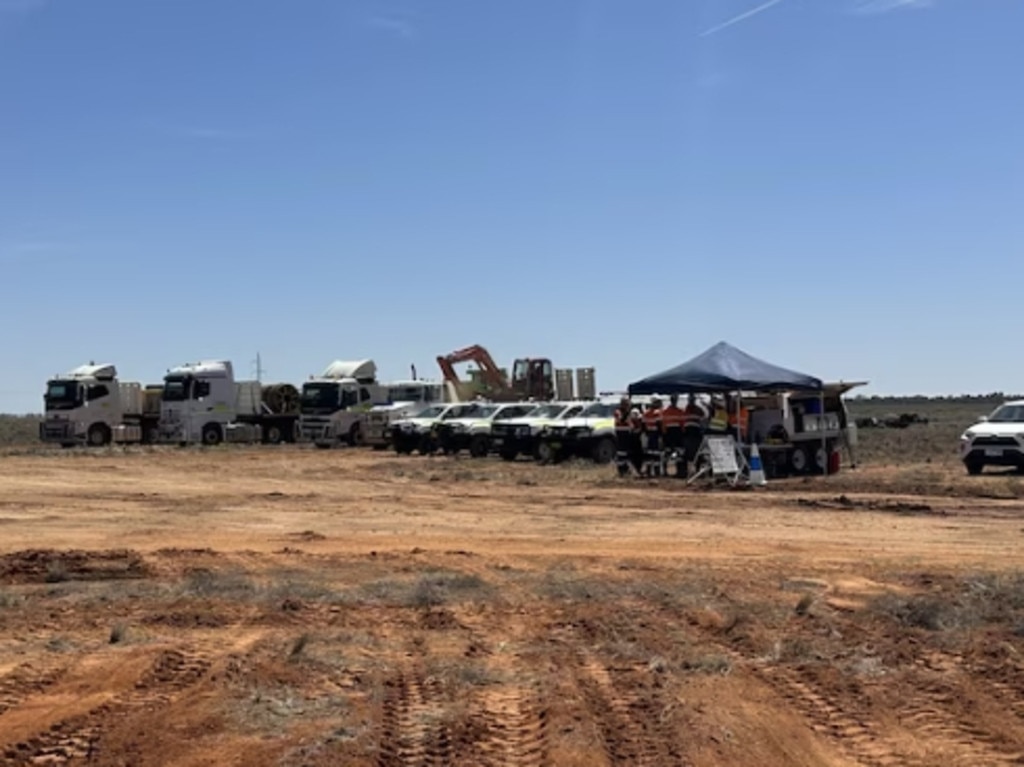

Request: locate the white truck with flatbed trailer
(39, 363), (162, 447)
(158, 360), (299, 445)
(298, 360), (389, 448)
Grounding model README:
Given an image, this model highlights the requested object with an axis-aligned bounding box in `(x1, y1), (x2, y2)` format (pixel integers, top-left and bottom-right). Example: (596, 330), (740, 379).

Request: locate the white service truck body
(39, 363), (161, 447)
(298, 360), (389, 448)
(158, 360), (299, 445)
(364, 380), (449, 449)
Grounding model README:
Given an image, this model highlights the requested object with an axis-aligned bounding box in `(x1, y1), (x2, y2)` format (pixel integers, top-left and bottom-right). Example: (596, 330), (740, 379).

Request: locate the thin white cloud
(367, 14), (417, 39)
(699, 0), (786, 37)
(851, 0), (934, 14)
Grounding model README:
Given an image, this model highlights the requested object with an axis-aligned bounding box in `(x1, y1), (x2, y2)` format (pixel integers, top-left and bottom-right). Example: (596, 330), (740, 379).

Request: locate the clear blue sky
(2, 0), (1021, 413)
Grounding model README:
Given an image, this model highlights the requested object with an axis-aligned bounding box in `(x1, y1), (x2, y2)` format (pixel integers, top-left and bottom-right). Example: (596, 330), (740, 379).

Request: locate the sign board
(707, 436), (740, 476)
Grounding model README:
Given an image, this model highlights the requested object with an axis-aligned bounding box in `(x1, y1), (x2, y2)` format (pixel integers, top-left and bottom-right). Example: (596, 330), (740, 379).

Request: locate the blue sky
(2, 0), (1021, 413)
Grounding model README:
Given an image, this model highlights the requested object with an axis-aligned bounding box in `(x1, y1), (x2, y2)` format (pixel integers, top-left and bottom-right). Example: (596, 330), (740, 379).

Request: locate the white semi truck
(158, 360), (300, 445)
(298, 360), (390, 448)
(39, 363), (162, 447)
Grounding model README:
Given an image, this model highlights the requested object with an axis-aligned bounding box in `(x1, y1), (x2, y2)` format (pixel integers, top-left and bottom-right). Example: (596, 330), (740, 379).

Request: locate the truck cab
(299, 359), (388, 448)
(40, 363), (160, 447)
(159, 360), (261, 445)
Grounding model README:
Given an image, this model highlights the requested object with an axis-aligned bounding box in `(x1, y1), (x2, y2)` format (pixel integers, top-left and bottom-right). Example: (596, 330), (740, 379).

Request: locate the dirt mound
(0, 548), (150, 584)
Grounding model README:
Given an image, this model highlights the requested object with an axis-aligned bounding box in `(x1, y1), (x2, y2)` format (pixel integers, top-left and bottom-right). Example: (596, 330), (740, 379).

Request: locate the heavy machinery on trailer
(39, 363), (162, 447)
(159, 360), (300, 445)
(298, 360), (389, 448)
(436, 344), (596, 403)
(364, 378), (449, 449)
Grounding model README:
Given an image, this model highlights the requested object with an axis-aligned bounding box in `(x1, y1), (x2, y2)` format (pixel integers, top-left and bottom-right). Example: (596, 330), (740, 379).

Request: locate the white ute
(959, 400), (1024, 475)
(364, 379), (448, 449)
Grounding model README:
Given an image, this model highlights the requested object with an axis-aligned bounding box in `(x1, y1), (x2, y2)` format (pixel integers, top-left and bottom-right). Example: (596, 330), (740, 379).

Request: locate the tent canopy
(628, 341), (823, 395)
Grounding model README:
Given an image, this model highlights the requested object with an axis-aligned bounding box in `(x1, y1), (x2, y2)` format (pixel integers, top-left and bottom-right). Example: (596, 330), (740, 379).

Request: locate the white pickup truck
(959, 400), (1024, 475)
(489, 401), (590, 461)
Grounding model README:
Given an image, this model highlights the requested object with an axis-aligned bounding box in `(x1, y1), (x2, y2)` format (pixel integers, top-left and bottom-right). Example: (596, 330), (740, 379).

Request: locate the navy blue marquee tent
(627, 341), (823, 395)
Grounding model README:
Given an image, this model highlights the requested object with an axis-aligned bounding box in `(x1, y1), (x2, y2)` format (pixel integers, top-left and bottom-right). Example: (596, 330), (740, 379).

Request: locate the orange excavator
(436, 345), (555, 402)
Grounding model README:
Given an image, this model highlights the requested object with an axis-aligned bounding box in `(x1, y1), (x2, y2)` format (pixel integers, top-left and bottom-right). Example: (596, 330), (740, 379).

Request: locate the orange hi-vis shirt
(661, 405), (686, 429)
(642, 407), (663, 432)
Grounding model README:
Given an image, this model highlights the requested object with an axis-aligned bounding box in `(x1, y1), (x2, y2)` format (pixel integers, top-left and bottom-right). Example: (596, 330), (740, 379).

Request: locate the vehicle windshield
(413, 405), (447, 419)
(526, 404), (565, 419)
(390, 385), (436, 403)
(44, 380), (81, 410)
(300, 382), (341, 413)
(444, 404), (486, 419)
(161, 376), (189, 402)
(579, 402), (615, 418)
(987, 404), (1024, 423)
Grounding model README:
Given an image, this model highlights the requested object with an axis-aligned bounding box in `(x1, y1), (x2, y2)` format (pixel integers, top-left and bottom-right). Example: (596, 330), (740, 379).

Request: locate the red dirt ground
(0, 447), (1021, 766)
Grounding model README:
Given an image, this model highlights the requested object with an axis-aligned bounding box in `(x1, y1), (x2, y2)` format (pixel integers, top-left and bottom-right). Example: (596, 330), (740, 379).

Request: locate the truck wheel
(347, 423), (364, 447)
(87, 424), (110, 447)
(264, 424), (283, 445)
(789, 445), (811, 475)
(965, 459), (984, 476)
(535, 441), (555, 464)
(591, 437), (616, 465)
(469, 434), (490, 458)
(142, 426), (159, 445)
(201, 423), (223, 446)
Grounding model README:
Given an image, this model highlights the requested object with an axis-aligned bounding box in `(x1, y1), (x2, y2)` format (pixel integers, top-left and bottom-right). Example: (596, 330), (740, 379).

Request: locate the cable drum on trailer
(262, 383), (300, 415)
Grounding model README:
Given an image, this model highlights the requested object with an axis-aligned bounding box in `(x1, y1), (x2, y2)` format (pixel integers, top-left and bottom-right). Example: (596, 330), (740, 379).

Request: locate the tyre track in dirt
(0, 659), (69, 717)
(465, 681), (549, 767)
(894, 676), (1024, 766)
(546, 618), (688, 767)
(2, 647), (212, 766)
(675, 608), (908, 767)
(376, 665), (454, 767)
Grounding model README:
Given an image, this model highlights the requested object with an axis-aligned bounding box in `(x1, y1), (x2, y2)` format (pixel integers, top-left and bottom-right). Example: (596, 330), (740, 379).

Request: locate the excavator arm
(436, 345), (509, 396)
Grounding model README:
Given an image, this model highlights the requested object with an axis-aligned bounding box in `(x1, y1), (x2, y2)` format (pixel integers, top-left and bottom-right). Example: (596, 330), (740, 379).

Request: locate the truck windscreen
(162, 377), (189, 402)
(300, 383), (341, 414)
(44, 381), (81, 410)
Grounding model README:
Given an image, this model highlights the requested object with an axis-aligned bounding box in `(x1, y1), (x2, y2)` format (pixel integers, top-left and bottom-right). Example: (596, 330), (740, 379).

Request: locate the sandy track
(0, 447), (1021, 766)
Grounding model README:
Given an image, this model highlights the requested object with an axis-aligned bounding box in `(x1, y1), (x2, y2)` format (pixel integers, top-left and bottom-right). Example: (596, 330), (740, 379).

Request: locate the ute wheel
(535, 441), (555, 465)
(965, 459), (984, 476)
(264, 424), (283, 445)
(469, 434), (490, 458)
(201, 423), (223, 446)
(87, 423), (110, 447)
(591, 436), (616, 465)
